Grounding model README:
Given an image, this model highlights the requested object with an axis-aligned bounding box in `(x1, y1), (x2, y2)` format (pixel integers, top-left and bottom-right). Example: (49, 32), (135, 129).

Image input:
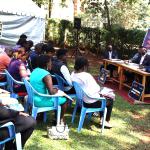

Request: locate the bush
(46, 19), (146, 58)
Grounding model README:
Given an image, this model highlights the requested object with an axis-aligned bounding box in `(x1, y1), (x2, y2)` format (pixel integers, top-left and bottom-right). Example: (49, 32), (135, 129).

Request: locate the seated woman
(0, 100), (36, 150)
(8, 47), (29, 93)
(71, 56), (114, 128)
(30, 55), (67, 123)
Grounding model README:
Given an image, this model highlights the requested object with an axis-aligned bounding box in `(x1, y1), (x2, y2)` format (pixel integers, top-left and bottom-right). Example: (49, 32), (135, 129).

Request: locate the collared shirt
(140, 54), (146, 65)
(60, 65), (72, 86)
(108, 51), (112, 59)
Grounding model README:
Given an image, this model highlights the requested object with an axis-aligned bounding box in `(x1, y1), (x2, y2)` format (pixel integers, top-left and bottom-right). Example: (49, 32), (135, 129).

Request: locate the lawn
(25, 57), (150, 150)
(25, 95), (150, 150)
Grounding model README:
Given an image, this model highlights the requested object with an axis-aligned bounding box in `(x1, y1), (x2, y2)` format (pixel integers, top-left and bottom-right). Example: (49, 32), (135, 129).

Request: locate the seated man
(103, 44), (118, 60)
(124, 45), (150, 92)
(51, 49), (75, 94)
(100, 44), (118, 77)
(0, 100), (36, 149)
(130, 45), (150, 66)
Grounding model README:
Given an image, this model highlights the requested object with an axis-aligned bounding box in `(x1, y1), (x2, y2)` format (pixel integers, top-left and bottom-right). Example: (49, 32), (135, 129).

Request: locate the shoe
(93, 112), (99, 117)
(101, 121), (112, 128)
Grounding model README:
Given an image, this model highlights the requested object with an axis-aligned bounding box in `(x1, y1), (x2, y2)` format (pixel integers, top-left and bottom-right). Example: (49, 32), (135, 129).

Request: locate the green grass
(25, 94), (150, 150)
(25, 58), (150, 150)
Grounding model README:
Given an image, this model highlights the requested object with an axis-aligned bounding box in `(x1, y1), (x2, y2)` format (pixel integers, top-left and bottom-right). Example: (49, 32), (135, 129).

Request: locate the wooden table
(103, 59), (150, 101)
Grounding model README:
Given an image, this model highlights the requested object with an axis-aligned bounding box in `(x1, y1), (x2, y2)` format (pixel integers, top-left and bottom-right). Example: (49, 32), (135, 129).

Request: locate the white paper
(99, 87), (115, 100)
(55, 90), (74, 101)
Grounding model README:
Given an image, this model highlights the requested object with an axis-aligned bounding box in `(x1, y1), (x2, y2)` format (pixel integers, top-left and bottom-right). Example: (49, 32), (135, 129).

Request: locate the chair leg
(57, 106), (61, 125)
(32, 108), (38, 120)
(43, 112), (47, 123)
(87, 112), (93, 121)
(78, 108), (86, 132)
(101, 108), (107, 133)
(68, 100), (72, 107)
(24, 102), (29, 113)
(15, 133), (22, 150)
(0, 144), (4, 150)
(71, 104), (78, 123)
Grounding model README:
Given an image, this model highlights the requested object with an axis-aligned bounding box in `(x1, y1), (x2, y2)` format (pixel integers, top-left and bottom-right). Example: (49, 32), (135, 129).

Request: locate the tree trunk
(104, 0), (111, 32)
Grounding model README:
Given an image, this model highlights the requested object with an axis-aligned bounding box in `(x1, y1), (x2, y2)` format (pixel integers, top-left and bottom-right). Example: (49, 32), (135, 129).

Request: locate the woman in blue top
(30, 55), (67, 123)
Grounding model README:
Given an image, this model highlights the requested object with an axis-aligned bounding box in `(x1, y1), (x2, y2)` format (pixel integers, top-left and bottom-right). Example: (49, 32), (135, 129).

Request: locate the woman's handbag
(47, 124), (69, 140)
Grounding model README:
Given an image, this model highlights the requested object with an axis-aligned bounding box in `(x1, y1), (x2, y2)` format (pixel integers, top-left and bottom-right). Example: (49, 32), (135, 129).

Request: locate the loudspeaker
(74, 18), (81, 29)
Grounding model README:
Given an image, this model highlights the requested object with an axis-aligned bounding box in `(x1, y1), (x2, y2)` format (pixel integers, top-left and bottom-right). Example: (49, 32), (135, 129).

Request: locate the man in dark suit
(0, 104), (36, 150)
(104, 45), (118, 60)
(124, 45), (150, 93)
(101, 44), (119, 77)
(130, 45), (150, 66)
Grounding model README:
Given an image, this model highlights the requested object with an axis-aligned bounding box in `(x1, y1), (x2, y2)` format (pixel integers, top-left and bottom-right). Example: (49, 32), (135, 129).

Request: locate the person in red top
(0, 49), (11, 81)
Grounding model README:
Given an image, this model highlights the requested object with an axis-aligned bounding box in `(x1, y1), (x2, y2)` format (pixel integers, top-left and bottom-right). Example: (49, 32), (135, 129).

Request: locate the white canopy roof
(0, 0), (45, 18)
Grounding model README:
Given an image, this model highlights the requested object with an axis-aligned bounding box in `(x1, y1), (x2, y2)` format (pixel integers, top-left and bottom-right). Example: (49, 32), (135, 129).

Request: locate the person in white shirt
(71, 56), (114, 128)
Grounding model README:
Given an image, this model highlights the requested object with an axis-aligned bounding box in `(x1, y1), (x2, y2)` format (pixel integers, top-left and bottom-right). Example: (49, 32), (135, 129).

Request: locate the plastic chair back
(54, 73), (69, 91)
(23, 78), (34, 106)
(128, 81), (144, 101)
(72, 81), (83, 106)
(23, 78), (61, 124)
(72, 81), (107, 133)
(0, 122), (22, 150)
(5, 70), (24, 96)
(0, 72), (7, 89)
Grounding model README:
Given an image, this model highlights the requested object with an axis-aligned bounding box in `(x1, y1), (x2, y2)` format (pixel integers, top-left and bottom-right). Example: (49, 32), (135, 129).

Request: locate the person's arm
(19, 63), (29, 80)
(43, 74), (58, 95)
(0, 106), (19, 121)
(60, 65), (72, 86)
(4, 54), (11, 67)
(130, 53), (139, 63)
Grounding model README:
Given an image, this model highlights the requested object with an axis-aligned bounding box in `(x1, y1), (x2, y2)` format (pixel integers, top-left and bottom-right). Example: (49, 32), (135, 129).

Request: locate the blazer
(131, 53), (150, 66)
(104, 50), (118, 59)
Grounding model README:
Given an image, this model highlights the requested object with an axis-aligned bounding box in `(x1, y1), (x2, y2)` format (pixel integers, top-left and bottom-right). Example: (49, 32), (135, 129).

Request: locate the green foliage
(121, 0), (138, 4)
(46, 18), (146, 58)
(46, 18), (73, 47)
(32, 0), (48, 7)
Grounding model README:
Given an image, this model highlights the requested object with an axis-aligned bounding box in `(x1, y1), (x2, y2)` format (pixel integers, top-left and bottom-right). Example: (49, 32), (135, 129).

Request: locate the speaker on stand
(71, 17), (82, 57)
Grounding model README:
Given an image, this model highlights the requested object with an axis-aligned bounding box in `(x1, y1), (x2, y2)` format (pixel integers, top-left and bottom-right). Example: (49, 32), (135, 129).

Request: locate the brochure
(55, 90), (74, 101)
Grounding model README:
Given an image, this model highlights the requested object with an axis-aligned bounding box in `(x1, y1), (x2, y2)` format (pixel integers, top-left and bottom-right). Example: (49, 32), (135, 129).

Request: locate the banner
(142, 29), (150, 49)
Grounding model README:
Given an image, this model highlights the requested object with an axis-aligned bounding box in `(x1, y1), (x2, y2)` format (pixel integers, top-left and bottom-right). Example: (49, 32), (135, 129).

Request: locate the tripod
(71, 28), (82, 58)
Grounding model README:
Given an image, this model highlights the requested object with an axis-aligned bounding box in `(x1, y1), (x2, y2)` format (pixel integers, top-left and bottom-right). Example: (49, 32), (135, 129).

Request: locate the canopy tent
(0, 0), (46, 46)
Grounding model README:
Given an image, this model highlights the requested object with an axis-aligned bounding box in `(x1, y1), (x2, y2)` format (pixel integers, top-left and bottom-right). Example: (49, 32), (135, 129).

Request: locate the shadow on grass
(25, 95), (150, 150)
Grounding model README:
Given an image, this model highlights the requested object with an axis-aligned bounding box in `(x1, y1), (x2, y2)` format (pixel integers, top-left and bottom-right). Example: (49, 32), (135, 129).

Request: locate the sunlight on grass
(25, 59), (150, 150)
(25, 94), (150, 150)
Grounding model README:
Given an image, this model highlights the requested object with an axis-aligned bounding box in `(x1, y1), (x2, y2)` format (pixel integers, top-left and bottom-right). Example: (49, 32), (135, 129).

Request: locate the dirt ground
(68, 49), (103, 67)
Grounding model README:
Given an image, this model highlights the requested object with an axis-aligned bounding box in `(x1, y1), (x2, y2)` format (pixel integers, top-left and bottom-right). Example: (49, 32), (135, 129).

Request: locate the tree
(32, 0), (48, 7)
